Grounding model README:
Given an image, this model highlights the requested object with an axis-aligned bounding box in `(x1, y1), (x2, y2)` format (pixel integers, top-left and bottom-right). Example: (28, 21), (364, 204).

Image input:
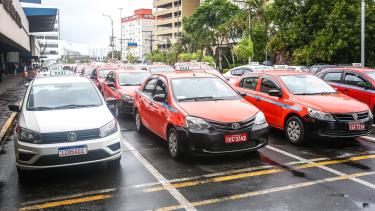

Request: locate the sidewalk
(0, 73), (26, 143)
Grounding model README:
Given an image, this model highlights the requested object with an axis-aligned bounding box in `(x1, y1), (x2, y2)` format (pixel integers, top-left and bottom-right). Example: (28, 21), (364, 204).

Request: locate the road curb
(0, 112), (17, 146)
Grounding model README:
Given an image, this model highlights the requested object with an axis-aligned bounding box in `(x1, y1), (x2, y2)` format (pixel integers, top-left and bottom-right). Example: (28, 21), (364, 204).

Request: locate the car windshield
(99, 69), (112, 78)
(118, 72), (150, 86)
(27, 82), (102, 111)
(280, 75), (337, 95)
(150, 66), (174, 73)
(366, 72), (375, 81)
(171, 77), (239, 101)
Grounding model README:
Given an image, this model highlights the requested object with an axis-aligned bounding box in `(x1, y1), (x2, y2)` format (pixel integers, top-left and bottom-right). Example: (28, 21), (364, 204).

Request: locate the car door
(139, 77), (158, 128)
(102, 72), (114, 99)
(257, 76), (283, 128)
(237, 75), (260, 106)
(148, 78), (169, 138)
(321, 70), (344, 92)
(343, 71), (371, 105)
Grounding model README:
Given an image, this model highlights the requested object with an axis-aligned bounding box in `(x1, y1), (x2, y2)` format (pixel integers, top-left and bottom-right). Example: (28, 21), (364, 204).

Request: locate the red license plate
(348, 122), (365, 131)
(224, 133), (248, 144)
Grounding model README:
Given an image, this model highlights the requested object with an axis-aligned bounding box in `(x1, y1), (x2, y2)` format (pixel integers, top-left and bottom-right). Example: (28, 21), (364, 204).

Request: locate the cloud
(43, 0), (153, 45)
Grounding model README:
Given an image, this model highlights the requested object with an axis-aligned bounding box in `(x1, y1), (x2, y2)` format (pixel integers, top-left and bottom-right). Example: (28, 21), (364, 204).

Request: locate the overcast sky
(44, 0), (153, 47)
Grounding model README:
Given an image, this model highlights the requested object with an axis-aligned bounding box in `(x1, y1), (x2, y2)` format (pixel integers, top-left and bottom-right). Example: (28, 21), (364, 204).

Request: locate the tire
(168, 128), (183, 160)
(135, 110), (145, 133)
(285, 116), (305, 144)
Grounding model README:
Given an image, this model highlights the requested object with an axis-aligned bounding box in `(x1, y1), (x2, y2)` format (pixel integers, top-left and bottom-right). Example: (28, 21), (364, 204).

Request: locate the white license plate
(58, 145), (87, 157)
(348, 122), (365, 131)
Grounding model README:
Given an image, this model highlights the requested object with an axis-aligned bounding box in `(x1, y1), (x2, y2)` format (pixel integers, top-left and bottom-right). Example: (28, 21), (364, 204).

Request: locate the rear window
(323, 72), (342, 83)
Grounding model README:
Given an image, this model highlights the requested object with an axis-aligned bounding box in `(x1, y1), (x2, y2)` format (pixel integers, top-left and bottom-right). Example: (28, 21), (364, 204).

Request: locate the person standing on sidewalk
(23, 64), (29, 84)
(14, 63), (19, 76)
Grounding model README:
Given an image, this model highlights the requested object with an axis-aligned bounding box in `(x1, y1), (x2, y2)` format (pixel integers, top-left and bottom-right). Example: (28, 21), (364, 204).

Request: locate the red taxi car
(133, 72), (269, 159)
(101, 69), (150, 114)
(90, 67), (118, 92)
(317, 68), (375, 114)
(233, 71), (373, 144)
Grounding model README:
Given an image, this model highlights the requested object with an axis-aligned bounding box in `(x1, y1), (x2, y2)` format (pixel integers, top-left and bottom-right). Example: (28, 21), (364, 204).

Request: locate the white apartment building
(32, 19), (60, 63)
(121, 9), (155, 62)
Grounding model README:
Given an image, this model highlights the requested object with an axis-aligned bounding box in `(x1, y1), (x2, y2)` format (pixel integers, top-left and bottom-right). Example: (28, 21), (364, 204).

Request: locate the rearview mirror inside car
(153, 94), (166, 102)
(8, 104), (20, 112)
(268, 90), (282, 98)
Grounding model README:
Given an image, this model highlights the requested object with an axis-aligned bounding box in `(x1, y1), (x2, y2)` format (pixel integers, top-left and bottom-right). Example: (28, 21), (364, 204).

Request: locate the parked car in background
(90, 67), (117, 92)
(174, 62), (225, 80)
(318, 67), (375, 114)
(308, 64), (338, 75)
(102, 69), (150, 114)
(223, 65), (274, 82)
(146, 65), (175, 74)
(8, 75), (122, 177)
(288, 66), (309, 72)
(233, 71), (373, 144)
(133, 72), (269, 159)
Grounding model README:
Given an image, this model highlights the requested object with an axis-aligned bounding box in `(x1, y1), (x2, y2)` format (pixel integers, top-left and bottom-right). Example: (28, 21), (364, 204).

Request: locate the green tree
(126, 53), (138, 64)
(107, 50), (121, 61)
(234, 36), (254, 63)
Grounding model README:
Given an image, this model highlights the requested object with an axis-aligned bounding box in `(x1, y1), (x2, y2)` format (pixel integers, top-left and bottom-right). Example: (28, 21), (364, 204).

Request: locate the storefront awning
(22, 7), (57, 32)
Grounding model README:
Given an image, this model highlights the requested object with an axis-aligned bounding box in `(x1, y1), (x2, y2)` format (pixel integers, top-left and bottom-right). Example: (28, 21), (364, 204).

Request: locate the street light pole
(119, 8), (123, 62)
(361, 0), (365, 67)
(103, 13), (114, 62)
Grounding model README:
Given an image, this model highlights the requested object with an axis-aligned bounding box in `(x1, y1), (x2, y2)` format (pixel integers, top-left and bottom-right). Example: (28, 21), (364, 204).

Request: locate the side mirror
(268, 89), (282, 98)
(8, 104), (20, 112)
(90, 75), (96, 80)
(153, 94), (166, 102)
(25, 83), (30, 88)
(106, 97), (117, 106)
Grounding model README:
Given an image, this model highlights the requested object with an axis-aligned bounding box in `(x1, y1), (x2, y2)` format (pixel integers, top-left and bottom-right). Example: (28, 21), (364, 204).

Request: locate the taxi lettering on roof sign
(233, 70), (373, 144)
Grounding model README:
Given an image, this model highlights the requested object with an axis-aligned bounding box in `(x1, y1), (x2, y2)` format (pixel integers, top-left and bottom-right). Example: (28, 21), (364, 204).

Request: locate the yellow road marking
(19, 194), (113, 211)
(156, 171), (375, 211)
(145, 153), (375, 192)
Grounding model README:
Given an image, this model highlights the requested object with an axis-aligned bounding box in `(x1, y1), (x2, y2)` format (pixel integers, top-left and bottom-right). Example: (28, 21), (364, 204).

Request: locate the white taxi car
(8, 76), (122, 176)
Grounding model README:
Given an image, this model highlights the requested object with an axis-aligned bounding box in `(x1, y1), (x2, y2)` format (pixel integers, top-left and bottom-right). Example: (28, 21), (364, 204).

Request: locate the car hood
(119, 86), (140, 96)
(178, 99), (258, 122)
(292, 93), (369, 113)
(19, 106), (114, 133)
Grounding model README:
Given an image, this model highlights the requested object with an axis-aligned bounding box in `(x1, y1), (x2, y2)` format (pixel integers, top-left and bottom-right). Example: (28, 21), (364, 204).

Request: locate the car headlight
(369, 109), (373, 119)
(122, 94), (134, 102)
(185, 116), (211, 130)
(99, 119), (118, 138)
(18, 128), (41, 144)
(254, 112), (266, 125)
(308, 108), (335, 121)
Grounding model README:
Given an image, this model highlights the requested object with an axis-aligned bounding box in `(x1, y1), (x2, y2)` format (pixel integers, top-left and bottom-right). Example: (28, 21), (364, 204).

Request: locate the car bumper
(15, 132), (122, 170)
(120, 100), (134, 114)
(176, 123), (269, 155)
(304, 117), (373, 138)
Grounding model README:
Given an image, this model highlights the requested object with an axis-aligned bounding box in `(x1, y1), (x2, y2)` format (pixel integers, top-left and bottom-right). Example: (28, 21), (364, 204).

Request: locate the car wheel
(168, 128), (183, 160)
(135, 110), (145, 133)
(285, 116), (305, 144)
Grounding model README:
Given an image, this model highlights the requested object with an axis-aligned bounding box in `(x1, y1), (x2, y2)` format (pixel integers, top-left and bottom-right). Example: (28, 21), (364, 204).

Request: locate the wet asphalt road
(1, 115), (375, 211)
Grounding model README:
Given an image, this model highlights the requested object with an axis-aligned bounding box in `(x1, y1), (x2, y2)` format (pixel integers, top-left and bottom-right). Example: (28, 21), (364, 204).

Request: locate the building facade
(31, 19), (60, 63)
(153, 0), (200, 51)
(121, 9), (155, 62)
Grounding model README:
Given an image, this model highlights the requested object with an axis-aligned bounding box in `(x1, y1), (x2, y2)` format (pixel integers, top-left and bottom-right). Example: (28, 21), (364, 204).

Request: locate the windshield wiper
(53, 104), (98, 109)
(179, 96), (216, 102)
(28, 106), (53, 111)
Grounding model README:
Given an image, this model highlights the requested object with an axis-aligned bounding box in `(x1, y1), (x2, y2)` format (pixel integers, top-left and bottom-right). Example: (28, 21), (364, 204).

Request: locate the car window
(231, 68), (243, 76)
(143, 78), (158, 97)
(154, 80), (167, 99)
(260, 78), (280, 93)
(310, 67), (319, 74)
(243, 69), (251, 74)
(344, 73), (369, 88)
(106, 72), (114, 82)
(323, 72), (342, 83)
(241, 77), (259, 90)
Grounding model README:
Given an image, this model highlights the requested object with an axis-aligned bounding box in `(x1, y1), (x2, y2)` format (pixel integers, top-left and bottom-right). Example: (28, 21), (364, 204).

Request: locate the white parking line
(121, 137), (197, 211)
(266, 145), (375, 189)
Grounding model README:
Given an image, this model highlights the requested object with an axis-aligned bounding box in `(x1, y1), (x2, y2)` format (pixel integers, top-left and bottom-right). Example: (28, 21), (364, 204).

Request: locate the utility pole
(103, 13), (114, 61)
(361, 0), (365, 67)
(119, 8), (123, 62)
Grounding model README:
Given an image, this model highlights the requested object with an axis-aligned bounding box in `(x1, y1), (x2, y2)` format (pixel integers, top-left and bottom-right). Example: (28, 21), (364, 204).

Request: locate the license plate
(58, 145), (87, 157)
(348, 122), (365, 131)
(224, 133), (248, 144)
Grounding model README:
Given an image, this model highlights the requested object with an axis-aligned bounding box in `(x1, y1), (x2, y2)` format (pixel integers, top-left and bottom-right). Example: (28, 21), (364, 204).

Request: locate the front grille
(40, 129), (100, 144)
(321, 129), (370, 137)
(333, 111), (369, 121)
(33, 150), (109, 166)
(207, 117), (255, 132)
